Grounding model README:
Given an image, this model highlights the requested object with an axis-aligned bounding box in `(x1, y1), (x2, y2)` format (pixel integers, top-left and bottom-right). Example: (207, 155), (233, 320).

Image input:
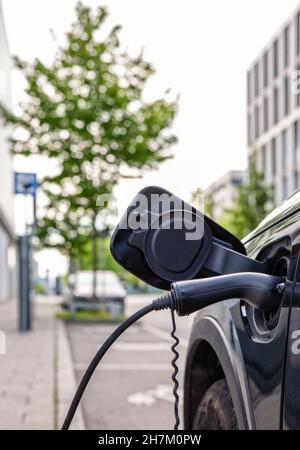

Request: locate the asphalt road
(67, 294), (195, 430)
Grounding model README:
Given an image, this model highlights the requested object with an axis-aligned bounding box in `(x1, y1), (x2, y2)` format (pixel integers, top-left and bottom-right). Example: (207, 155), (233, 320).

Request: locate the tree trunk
(69, 255), (75, 274)
(92, 223), (98, 302)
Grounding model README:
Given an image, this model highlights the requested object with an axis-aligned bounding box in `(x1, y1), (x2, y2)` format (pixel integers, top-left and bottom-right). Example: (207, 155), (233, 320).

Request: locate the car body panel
(282, 233), (300, 429)
(184, 301), (255, 429)
(244, 189), (300, 244)
(184, 205), (300, 430)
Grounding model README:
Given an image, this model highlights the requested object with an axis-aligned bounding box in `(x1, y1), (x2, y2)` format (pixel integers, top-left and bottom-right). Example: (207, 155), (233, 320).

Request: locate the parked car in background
(64, 270), (126, 315)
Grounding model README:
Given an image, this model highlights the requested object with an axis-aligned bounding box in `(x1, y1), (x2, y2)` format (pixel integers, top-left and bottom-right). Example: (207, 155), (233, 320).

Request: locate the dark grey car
(184, 190), (300, 430)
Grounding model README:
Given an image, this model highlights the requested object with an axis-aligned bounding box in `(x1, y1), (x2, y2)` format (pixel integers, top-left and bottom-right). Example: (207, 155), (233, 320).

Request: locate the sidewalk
(0, 296), (85, 430)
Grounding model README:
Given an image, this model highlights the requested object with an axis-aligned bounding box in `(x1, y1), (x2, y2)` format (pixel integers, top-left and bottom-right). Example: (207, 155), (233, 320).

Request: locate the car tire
(192, 378), (238, 430)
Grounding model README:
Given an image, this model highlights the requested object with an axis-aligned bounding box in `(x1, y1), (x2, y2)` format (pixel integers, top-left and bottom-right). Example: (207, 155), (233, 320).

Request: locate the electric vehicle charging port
(263, 257), (288, 330)
(244, 242), (290, 339)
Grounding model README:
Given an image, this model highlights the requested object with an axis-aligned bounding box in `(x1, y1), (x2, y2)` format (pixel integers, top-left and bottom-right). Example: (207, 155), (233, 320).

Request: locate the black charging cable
(61, 303), (154, 430)
(62, 272), (284, 430)
(62, 299), (182, 430)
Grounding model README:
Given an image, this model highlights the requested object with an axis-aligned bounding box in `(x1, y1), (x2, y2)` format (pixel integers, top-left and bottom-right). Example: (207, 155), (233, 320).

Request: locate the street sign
(14, 172), (37, 196)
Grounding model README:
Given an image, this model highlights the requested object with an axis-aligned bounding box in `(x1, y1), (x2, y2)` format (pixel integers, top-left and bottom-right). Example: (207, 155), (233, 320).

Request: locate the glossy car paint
(282, 231), (300, 429)
(184, 194), (300, 430)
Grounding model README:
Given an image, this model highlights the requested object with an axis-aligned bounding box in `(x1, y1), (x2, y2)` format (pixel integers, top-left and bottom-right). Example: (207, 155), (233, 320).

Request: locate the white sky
(2, 0), (300, 276)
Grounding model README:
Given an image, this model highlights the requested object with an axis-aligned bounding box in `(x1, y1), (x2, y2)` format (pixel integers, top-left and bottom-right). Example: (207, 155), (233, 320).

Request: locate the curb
(56, 320), (86, 430)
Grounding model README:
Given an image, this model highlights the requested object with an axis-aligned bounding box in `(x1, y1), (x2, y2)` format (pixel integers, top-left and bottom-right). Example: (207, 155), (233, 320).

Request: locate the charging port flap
(110, 186), (270, 289)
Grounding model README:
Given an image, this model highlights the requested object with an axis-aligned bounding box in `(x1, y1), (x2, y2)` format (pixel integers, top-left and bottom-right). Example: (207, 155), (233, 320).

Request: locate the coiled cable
(170, 308), (180, 430)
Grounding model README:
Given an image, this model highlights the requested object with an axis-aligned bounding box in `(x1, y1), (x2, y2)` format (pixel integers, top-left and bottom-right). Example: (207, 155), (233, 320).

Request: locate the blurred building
(247, 5), (300, 205)
(204, 170), (246, 220)
(0, 1), (16, 301)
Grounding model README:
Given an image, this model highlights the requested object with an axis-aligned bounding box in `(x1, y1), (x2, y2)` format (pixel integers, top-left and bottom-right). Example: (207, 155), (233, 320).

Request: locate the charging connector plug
(153, 272), (285, 316)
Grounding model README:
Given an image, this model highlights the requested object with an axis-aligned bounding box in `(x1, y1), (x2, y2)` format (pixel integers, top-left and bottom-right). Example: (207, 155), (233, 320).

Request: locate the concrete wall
(0, 0), (13, 226)
(0, 0), (16, 301)
(205, 170), (246, 220)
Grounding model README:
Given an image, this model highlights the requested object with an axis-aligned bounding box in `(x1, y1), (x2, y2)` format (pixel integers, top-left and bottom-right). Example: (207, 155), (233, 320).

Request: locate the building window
(254, 105), (259, 139)
(273, 87), (279, 124)
(231, 178), (242, 186)
(282, 177), (288, 200)
(284, 26), (290, 67)
(270, 183), (275, 204)
(254, 62), (259, 97)
(293, 121), (299, 189)
(293, 121), (299, 158)
(247, 113), (252, 145)
(271, 137), (277, 176)
(281, 129), (287, 174)
(247, 71), (251, 105)
(273, 39), (278, 78)
(294, 170), (299, 190)
(263, 51), (268, 87)
(261, 145), (267, 177)
(297, 12), (300, 55)
(284, 76), (290, 116)
(296, 64), (300, 107)
(263, 96), (269, 132)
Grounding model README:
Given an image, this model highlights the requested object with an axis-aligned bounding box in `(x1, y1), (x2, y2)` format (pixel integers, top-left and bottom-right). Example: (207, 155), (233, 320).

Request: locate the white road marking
(127, 384), (183, 406)
(74, 362), (184, 371)
(128, 392), (156, 406)
(76, 326), (139, 334)
(111, 342), (170, 351)
(142, 323), (188, 348)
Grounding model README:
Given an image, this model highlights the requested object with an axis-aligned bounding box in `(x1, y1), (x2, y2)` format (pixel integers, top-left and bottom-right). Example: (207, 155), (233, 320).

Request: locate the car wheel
(192, 378), (238, 430)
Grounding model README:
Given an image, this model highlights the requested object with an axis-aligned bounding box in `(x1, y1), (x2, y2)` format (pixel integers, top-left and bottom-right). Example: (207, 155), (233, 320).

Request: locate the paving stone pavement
(0, 296), (85, 430)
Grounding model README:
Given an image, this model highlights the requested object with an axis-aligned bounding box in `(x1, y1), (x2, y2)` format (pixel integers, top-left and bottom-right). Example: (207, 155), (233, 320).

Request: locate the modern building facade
(204, 170), (246, 220)
(247, 5), (300, 206)
(0, 0), (16, 301)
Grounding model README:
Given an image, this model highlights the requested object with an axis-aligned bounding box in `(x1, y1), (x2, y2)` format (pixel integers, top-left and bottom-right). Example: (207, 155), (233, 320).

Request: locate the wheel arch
(184, 315), (255, 430)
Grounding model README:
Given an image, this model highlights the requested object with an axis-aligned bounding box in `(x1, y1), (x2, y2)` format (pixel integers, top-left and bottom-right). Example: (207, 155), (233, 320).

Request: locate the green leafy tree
(219, 165), (273, 239)
(0, 2), (177, 298)
(203, 192), (215, 219)
(74, 235), (140, 285)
